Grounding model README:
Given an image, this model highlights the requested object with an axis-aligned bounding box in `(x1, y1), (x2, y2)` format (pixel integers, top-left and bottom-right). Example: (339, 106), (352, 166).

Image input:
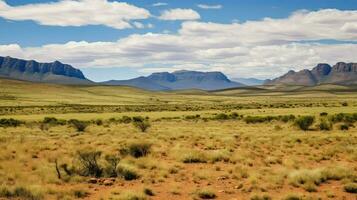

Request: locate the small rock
(103, 179), (114, 186)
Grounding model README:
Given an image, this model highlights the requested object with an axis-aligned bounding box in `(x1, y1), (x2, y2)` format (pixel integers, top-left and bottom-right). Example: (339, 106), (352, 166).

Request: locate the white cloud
(152, 2), (167, 7)
(158, 8), (200, 21)
(197, 4), (222, 9)
(132, 21), (144, 29)
(0, 0), (150, 29)
(1, 9), (357, 79)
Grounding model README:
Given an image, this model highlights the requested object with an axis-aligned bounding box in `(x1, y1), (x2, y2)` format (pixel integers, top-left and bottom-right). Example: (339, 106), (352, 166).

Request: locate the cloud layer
(197, 4), (223, 9)
(0, 0), (150, 29)
(1, 9), (357, 79)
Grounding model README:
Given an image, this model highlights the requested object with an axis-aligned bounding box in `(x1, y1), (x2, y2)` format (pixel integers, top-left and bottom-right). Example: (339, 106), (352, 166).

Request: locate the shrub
(282, 194), (301, 200)
(77, 150), (103, 177)
(73, 189), (89, 198)
(340, 124), (349, 131)
(320, 112), (328, 116)
(319, 119), (332, 131)
(0, 118), (22, 128)
(132, 117), (150, 132)
(143, 188), (154, 196)
(117, 191), (147, 200)
(0, 185), (43, 200)
(213, 113), (229, 120)
(250, 194), (272, 200)
(295, 116), (314, 131)
(185, 114), (201, 120)
(104, 154), (120, 177)
(288, 166), (352, 191)
(344, 183), (357, 193)
(196, 189), (216, 199)
(120, 116), (132, 124)
(127, 142), (151, 158)
(43, 117), (66, 125)
(180, 150), (208, 163)
(116, 164), (140, 180)
(68, 119), (88, 132)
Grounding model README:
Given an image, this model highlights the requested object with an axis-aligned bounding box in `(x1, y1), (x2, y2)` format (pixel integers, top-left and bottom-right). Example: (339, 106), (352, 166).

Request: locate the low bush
(120, 116), (132, 124)
(250, 194), (272, 200)
(319, 119), (332, 131)
(244, 115), (295, 124)
(132, 117), (151, 132)
(340, 124), (349, 131)
(180, 150), (208, 163)
(68, 119), (88, 132)
(344, 183), (357, 193)
(0, 118), (22, 128)
(117, 191), (147, 200)
(76, 150), (103, 177)
(116, 164), (140, 180)
(295, 116), (314, 131)
(288, 166), (352, 191)
(143, 188), (154, 196)
(196, 189), (216, 199)
(0, 185), (43, 200)
(282, 194), (301, 200)
(126, 142), (152, 158)
(43, 117), (66, 125)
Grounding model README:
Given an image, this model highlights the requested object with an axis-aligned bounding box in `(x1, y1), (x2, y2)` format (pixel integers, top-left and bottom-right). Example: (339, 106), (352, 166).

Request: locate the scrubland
(0, 79), (356, 199)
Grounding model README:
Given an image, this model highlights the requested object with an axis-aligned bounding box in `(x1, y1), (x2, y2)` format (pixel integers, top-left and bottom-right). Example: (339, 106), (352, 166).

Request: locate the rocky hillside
(0, 56), (91, 84)
(103, 70), (244, 91)
(265, 62), (357, 86)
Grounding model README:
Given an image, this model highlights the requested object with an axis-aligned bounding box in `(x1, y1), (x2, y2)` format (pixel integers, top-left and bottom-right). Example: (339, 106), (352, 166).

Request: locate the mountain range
(1, 56), (357, 90)
(102, 70), (244, 91)
(0, 56), (91, 84)
(265, 62), (357, 86)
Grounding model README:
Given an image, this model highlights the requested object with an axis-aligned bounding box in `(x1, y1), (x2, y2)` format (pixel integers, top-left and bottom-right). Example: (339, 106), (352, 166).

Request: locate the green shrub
(196, 189), (216, 199)
(344, 183), (357, 193)
(181, 150), (207, 163)
(185, 114), (201, 120)
(295, 116), (314, 131)
(340, 124), (349, 131)
(0, 118), (22, 128)
(282, 194), (301, 200)
(43, 117), (66, 125)
(250, 194), (272, 200)
(319, 119), (332, 131)
(320, 112), (328, 116)
(73, 189), (89, 198)
(0, 185), (43, 200)
(127, 142), (152, 158)
(120, 116), (132, 124)
(132, 117), (150, 132)
(116, 164), (140, 180)
(77, 150), (103, 177)
(68, 119), (88, 132)
(104, 154), (120, 177)
(213, 113), (229, 120)
(143, 188), (154, 196)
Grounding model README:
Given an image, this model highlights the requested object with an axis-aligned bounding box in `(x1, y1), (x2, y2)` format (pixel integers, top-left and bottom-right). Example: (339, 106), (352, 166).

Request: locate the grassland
(0, 78), (356, 200)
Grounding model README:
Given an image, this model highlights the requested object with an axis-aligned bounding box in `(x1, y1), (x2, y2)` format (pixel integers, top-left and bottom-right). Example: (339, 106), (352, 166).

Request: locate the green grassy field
(0, 78), (356, 200)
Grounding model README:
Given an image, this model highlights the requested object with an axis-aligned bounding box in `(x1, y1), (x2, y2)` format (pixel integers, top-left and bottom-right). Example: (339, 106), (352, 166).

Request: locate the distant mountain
(0, 56), (92, 84)
(102, 70), (244, 91)
(232, 77), (265, 86)
(265, 62), (357, 86)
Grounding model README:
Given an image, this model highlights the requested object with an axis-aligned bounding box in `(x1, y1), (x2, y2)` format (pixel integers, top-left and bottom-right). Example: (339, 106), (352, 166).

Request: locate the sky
(0, 0), (357, 81)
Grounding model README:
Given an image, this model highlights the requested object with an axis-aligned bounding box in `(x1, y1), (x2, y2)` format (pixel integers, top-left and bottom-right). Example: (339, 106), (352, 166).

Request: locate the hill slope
(0, 56), (92, 84)
(103, 70), (244, 91)
(266, 62), (357, 86)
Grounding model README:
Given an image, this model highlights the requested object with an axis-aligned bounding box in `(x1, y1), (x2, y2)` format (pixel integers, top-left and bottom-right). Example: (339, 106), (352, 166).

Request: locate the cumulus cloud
(197, 4), (222, 9)
(158, 8), (200, 20)
(0, 0), (150, 29)
(1, 9), (357, 79)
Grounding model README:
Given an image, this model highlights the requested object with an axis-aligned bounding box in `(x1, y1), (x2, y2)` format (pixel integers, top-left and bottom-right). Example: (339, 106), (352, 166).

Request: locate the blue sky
(1, 0), (357, 81)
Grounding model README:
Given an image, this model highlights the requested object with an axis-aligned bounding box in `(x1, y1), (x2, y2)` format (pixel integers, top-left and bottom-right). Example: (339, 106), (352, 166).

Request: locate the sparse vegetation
(132, 116), (151, 132)
(295, 116), (315, 130)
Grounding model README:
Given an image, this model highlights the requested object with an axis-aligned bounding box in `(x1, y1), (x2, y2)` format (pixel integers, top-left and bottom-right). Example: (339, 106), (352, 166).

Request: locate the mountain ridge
(265, 62), (357, 86)
(0, 56), (92, 85)
(102, 70), (244, 91)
